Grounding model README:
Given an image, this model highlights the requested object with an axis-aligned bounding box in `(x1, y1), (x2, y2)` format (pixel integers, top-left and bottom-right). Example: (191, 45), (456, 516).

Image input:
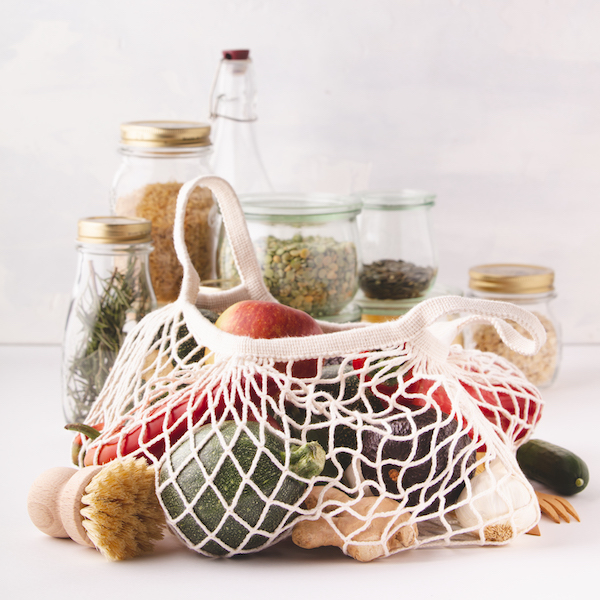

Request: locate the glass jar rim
(118, 144), (212, 157)
(354, 190), (436, 210)
(467, 289), (557, 302)
(238, 193), (362, 223)
(357, 283), (462, 314)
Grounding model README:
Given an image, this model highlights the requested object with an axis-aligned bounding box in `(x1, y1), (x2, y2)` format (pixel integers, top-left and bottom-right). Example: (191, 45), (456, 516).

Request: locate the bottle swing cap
(223, 49), (250, 60)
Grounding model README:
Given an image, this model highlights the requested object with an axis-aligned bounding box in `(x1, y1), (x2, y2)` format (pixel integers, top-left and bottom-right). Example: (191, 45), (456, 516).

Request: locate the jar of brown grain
(111, 120), (217, 305)
(466, 263), (561, 388)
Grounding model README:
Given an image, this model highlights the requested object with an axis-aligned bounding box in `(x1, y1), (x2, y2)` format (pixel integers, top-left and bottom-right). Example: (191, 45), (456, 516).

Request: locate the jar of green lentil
(217, 193), (362, 318)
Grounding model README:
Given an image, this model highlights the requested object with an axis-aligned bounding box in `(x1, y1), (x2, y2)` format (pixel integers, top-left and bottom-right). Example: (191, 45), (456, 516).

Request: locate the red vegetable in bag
(81, 372), (280, 466)
(458, 363), (543, 449)
(67, 423), (104, 465)
(352, 352), (409, 399)
(354, 350), (543, 451)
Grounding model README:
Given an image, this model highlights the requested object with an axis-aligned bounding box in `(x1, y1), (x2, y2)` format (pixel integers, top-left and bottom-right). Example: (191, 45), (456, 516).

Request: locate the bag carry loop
(415, 297), (548, 357)
(173, 175), (275, 311)
(172, 176), (546, 363)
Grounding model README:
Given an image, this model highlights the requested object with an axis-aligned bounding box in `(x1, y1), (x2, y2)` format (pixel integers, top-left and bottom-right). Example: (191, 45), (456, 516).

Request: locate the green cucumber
(159, 421), (325, 556)
(516, 438), (589, 496)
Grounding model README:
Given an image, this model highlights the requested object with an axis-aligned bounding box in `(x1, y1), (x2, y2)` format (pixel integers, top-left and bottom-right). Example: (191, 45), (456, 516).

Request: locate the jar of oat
(217, 193), (362, 319)
(355, 190), (438, 302)
(111, 120), (217, 305)
(466, 264), (561, 388)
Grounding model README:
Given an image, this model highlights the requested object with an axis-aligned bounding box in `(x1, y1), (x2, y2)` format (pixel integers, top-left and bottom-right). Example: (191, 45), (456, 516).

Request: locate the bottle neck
(208, 56), (273, 193)
(209, 58), (258, 122)
(209, 118), (273, 193)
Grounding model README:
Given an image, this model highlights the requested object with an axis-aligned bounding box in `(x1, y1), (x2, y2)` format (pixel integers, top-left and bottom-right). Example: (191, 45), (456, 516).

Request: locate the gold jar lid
(469, 264), (554, 294)
(78, 216), (152, 244)
(120, 120), (211, 148)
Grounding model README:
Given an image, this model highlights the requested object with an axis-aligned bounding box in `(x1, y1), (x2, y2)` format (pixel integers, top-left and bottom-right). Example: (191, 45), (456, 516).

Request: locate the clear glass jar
(62, 217), (157, 423)
(217, 193), (362, 319)
(111, 120), (217, 305)
(355, 190), (437, 302)
(466, 263), (561, 388)
(359, 283), (462, 322)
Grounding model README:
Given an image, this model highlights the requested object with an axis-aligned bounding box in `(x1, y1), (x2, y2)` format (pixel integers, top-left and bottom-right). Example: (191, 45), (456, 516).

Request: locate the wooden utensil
(27, 456), (165, 561)
(536, 491), (581, 524)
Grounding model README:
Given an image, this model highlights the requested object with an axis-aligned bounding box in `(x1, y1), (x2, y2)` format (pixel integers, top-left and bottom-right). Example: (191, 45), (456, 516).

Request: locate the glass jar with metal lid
(355, 190), (438, 304)
(62, 217), (157, 423)
(111, 120), (217, 305)
(217, 193), (362, 320)
(466, 263), (561, 388)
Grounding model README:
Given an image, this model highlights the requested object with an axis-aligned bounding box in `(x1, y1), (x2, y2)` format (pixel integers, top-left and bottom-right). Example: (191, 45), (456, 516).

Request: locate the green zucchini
(286, 364), (365, 479)
(159, 420), (325, 556)
(150, 309), (219, 365)
(516, 439), (589, 496)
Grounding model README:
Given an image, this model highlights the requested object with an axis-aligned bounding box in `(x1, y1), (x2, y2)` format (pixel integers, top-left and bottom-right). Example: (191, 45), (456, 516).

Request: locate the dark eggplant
(359, 404), (476, 516)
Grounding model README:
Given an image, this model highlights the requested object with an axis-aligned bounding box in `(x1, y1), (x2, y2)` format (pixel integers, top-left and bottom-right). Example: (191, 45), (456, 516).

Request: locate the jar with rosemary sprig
(62, 216), (157, 423)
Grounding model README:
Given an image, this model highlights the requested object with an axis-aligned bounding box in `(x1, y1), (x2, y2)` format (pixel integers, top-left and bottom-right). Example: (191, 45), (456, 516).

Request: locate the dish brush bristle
(80, 456), (165, 561)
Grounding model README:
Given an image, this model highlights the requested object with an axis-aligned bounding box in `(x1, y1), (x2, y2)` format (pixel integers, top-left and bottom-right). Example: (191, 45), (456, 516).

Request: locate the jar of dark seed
(355, 190), (437, 302)
(217, 193), (362, 319)
(466, 263), (561, 388)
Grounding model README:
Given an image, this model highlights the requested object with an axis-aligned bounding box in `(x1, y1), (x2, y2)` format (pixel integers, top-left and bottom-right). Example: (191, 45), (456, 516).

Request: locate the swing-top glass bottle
(209, 49), (273, 194)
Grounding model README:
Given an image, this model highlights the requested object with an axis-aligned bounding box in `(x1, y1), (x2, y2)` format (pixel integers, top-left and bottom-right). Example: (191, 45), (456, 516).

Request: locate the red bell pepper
(459, 376), (543, 449)
(353, 351), (542, 451)
(66, 423), (103, 466)
(80, 372), (281, 466)
(352, 352), (409, 399)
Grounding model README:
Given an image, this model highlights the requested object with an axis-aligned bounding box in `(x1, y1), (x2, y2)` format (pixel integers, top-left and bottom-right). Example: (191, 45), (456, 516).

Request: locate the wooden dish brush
(27, 456), (166, 561)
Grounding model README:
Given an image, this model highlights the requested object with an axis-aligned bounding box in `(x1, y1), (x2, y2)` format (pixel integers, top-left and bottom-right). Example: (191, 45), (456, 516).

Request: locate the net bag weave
(80, 176), (546, 560)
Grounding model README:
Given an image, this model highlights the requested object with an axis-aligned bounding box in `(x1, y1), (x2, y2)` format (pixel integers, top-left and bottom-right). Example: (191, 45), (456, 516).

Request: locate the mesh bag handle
(171, 175), (546, 363)
(180, 294), (546, 365)
(174, 175), (276, 312)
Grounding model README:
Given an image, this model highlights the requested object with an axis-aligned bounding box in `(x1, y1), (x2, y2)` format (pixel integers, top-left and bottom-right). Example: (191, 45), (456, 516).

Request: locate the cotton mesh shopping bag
(77, 175), (546, 560)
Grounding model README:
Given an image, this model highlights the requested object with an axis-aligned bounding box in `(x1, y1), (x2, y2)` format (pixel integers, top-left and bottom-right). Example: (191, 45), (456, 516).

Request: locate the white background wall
(1, 0), (599, 345)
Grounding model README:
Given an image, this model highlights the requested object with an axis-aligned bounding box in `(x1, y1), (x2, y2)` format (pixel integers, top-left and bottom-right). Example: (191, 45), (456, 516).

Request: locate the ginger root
(292, 487), (418, 562)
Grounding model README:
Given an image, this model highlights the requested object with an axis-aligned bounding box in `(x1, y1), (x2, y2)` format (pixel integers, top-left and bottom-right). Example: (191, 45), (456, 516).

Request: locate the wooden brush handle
(28, 465), (103, 547)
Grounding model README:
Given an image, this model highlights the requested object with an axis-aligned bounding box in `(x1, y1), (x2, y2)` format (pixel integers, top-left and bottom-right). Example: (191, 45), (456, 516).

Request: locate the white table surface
(2, 343), (598, 600)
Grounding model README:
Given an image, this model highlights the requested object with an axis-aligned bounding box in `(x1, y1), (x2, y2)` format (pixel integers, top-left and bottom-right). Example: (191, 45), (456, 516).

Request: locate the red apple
(215, 300), (324, 378)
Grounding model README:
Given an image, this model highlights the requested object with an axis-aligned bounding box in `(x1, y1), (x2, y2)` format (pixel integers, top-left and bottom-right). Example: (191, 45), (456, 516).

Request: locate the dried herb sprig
(65, 258), (153, 422)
